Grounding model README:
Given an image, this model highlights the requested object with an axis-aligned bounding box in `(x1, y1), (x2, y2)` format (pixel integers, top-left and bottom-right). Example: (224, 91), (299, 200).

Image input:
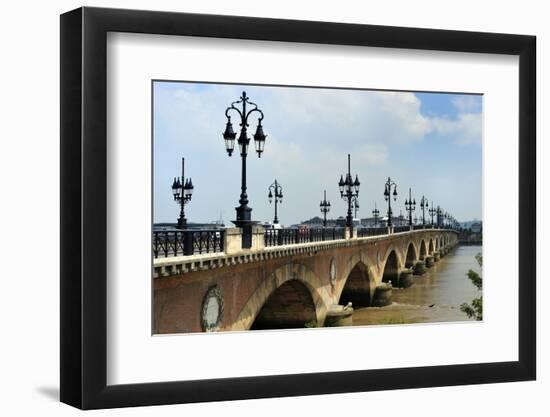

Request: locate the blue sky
(153, 82), (482, 226)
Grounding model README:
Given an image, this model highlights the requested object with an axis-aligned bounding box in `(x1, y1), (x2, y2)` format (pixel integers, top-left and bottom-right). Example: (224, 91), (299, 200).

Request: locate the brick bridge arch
(230, 262), (331, 331)
(337, 255), (377, 308)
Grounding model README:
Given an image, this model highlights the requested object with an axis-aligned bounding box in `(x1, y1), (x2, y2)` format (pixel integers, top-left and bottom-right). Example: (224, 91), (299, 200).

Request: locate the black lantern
(172, 177), (181, 199)
(254, 121), (266, 157)
(223, 117), (237, 156)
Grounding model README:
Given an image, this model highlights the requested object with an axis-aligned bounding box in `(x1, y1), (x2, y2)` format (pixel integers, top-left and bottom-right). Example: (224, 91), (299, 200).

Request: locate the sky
(153, 81), (482, 226)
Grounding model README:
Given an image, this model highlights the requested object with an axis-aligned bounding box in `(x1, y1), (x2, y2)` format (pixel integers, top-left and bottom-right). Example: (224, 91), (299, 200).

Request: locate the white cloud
(430, 112), (482, 145)
(451, 95), (482, 113)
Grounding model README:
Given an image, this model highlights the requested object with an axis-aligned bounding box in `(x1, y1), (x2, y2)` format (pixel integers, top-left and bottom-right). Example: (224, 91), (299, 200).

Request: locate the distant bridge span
(154, 228), (458, 333)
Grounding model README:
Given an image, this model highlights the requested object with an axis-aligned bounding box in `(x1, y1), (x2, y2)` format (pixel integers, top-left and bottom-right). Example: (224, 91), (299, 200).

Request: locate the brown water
(353, 245), (482, 326)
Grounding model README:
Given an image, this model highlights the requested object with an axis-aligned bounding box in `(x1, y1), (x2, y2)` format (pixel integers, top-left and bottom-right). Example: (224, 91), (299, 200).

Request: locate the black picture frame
(60, 6), (536, 410)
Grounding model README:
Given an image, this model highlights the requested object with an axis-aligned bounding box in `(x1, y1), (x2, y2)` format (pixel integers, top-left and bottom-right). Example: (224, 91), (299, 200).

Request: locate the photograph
(152, 81), (483, 334)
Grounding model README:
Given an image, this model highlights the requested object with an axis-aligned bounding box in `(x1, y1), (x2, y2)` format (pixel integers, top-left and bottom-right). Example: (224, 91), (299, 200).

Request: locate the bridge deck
(153, 228), (449, 278)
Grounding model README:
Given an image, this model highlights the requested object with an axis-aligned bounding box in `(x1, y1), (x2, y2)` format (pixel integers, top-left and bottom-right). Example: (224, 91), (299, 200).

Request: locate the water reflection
(353, 245), (482, 326)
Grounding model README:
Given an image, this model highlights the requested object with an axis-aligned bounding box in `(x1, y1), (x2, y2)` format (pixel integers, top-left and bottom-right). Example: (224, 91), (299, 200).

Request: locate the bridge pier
(372, 283), (392, 307)
(325, 304), (354, 327)
(413, 260), (426, 275)
(425, 255), (434, 268)
(433, 251), (441, 262)
(398, 268), (414, 288)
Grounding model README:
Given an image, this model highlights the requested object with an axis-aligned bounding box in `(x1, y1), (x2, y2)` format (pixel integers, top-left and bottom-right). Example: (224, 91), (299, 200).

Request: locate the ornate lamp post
(338, 154), (360, 232)
(372, 202), (380, 227)
(267, 179), (283, 225)
(320, 190), (331, 227)
(171, 157), (194, 229)
(429, 201), (436, 227)
(352, 197), (360, 219)
(419, 196), (428, 227)
(444, 212), (450, 228)
(223, 91), (267, 247)
(398, 210), (405, 227)
(383, 177), (398, 228)
(436, 206), (443, 227)
(405, 187), (416, 227)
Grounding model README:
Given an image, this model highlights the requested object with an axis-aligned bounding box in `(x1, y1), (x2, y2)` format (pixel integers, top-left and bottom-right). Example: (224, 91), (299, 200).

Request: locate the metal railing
(264, 227), (345, 247)
(154, 225), (456, 257)
(153, 229), (225, 258)
(357, 227), (388, 237)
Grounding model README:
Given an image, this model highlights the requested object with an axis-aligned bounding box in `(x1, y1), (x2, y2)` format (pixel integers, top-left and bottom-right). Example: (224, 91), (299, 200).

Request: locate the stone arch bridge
(154, 228), (458, 333)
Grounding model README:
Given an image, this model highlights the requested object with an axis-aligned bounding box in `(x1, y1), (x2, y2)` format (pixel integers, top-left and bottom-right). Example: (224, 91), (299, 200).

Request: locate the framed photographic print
(60, 6), (536, 409)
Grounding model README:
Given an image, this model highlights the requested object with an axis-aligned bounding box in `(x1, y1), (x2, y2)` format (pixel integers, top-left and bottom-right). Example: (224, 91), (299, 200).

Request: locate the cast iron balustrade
(155, 226), (457, 256)
(413, 224), (426, 230)
(357, 227), (388, 238)
(153, 229), (225, 258)
(264, 227), (345, 247)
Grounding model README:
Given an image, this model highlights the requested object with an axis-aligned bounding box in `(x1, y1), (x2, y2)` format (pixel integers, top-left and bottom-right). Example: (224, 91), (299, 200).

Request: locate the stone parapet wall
(154, 228), (457, 278)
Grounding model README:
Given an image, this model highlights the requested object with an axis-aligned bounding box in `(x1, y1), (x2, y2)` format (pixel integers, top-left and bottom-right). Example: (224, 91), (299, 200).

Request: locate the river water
(352, 245), (482, 326)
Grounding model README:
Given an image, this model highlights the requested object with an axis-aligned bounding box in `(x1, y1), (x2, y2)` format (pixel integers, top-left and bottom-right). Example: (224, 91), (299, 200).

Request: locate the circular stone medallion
(201, 285), (224, 332)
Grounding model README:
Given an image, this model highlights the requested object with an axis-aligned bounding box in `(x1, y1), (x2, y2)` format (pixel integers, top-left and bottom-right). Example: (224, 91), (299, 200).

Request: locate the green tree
(460, 253), (482, 320)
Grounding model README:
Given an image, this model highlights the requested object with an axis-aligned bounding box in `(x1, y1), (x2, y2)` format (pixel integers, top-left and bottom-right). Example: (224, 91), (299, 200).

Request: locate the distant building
(470, 222), (482, 233)
(302, 216), (324, 227)
(361, 217), (381, 228)
(262, 222), (282, 230)
(458, 220), (483, 244)
(153, 221), (225, 231)
(360, 216), (402, 228)
(301, 216), (338, 227)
